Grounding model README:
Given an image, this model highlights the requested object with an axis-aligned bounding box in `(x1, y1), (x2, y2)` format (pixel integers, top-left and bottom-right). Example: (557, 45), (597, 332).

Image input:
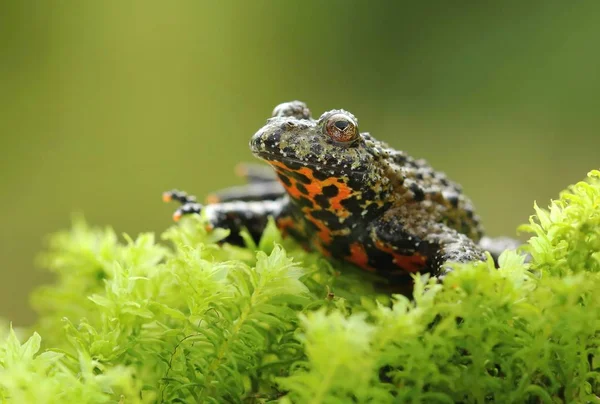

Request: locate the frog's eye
(325, 114), (358, 143)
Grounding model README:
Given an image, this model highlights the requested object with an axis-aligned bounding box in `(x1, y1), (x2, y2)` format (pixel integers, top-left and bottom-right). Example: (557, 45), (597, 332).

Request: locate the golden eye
(325, 114), (358, 143)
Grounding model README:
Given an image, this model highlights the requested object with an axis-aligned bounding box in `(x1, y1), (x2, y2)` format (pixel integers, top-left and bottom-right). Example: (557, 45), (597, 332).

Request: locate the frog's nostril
(250, 130), (266, 151)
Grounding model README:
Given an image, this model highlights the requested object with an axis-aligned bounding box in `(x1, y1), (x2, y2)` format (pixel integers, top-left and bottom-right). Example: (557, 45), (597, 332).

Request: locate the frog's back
(375, 139), (484, 242)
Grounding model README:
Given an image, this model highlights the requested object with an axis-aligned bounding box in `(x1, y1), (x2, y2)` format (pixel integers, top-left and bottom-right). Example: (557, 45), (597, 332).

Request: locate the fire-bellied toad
(163, 101), (520, 282)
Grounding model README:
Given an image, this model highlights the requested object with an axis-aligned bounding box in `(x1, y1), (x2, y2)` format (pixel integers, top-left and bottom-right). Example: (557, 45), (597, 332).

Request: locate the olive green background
(1, 1), (599, 325)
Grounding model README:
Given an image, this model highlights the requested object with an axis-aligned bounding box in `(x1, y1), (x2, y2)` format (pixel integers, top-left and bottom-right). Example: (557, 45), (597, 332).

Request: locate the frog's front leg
(371, 216), (486, 280)
(164, 189), (289, 245)
(421, 228), (488, 278)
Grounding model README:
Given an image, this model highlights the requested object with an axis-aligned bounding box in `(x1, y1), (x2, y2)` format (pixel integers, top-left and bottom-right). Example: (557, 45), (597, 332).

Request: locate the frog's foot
(234, 163), (277, 184)
(436, 236), (528, 281)
(432, 234), (488, 281)
(172, 202), (203, 222)
(162, 189), (198, 205)
(207, 181), (285, 203)
(162, 189), (202, 221)
(478, 236), (528, 265)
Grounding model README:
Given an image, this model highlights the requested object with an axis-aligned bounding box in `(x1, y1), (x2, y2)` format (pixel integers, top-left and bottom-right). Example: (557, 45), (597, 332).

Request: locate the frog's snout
(250, 125), (280, 157)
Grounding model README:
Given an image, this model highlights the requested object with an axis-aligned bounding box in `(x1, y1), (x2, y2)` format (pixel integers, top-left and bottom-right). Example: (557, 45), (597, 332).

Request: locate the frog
(163, 101), (521, 282)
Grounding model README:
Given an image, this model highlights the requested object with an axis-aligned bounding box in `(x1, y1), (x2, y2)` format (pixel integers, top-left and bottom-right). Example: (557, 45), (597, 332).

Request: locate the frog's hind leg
(478, 236), (525, 266)
(205, 163), (284, 203)
(207, 181), (285, 203)
(235, 163), (277, 184)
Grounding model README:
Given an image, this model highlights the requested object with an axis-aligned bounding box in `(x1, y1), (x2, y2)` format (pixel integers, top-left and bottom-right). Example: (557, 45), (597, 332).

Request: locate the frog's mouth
(255, 152), (319, 170)
(255, 151), (367, 176)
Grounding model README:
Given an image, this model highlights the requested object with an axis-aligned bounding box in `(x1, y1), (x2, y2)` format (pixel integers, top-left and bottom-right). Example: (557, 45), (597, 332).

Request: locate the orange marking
(303, 209), (332, 244)
(375, 240), (427, 272)
(295, 166), (353, 211)
(266, 160), (358, 252)
(330, 185), (352, 210)
(305, 181), (322, 195)
(284, 182), (304, 200)
(268, 160), (354, 217)
(173, 212), (182, 222)
(206, 194), (220, 204)
(346, 242), (375, 272)
(394, 254), (427, 272)
(162, 193), (172, 202)
(313, 241), (332, 257)
(276, 217), (295, 237)
(234, 163), (248, 178)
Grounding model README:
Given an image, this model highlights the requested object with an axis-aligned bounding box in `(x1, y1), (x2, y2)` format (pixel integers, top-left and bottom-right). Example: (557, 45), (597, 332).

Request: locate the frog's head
(250, 101), (393, 215)
(250, 101), (384, 178)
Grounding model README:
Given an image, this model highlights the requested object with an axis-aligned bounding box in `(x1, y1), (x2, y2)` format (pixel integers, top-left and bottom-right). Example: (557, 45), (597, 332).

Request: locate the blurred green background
(1, 1), (599, 325)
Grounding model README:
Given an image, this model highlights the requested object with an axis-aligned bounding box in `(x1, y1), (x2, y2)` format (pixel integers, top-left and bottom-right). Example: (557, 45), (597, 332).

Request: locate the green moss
(1, 171), (600, 403)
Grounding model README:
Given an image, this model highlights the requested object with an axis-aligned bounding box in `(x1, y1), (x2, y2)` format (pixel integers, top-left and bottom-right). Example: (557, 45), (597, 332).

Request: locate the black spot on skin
(360, 187), (376, 202)
(312, 170), (331, 181)
(293, 171), (312, 184)
(327, 235), (351, 256)
(264, 129), (284, 153)
(409, 183), (425, 201)
(294, 196), (313, 208)
(381, 201), (393, 212)
(391, 152), (407, 165)
(415, 172), (424, 180)
(322, 185), (339, 197)
(363, 203), (383, 219)
(281, 159), (303, 170)
(446, 193), (460, 208)
(311, 209), (341, 228)
(277, 173), (292, 187)
(287, 227), (307, 243)
(314, 194), (330, 209)
(341, 196), (362, 213)
(296, 182), (308, 195)
(461, 221), (472, 235)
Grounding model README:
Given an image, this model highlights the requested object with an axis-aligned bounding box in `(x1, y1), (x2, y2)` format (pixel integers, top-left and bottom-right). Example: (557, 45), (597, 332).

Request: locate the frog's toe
(162, 189), (198, 205)
(173, 202), (203, 222)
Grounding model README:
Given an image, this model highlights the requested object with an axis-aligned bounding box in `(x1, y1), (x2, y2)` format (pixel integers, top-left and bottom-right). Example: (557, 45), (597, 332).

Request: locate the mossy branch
(1, 171), (600, 403)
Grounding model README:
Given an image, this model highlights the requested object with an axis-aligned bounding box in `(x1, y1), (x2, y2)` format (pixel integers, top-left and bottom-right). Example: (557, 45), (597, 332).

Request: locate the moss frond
(0, 171), (599, 402)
